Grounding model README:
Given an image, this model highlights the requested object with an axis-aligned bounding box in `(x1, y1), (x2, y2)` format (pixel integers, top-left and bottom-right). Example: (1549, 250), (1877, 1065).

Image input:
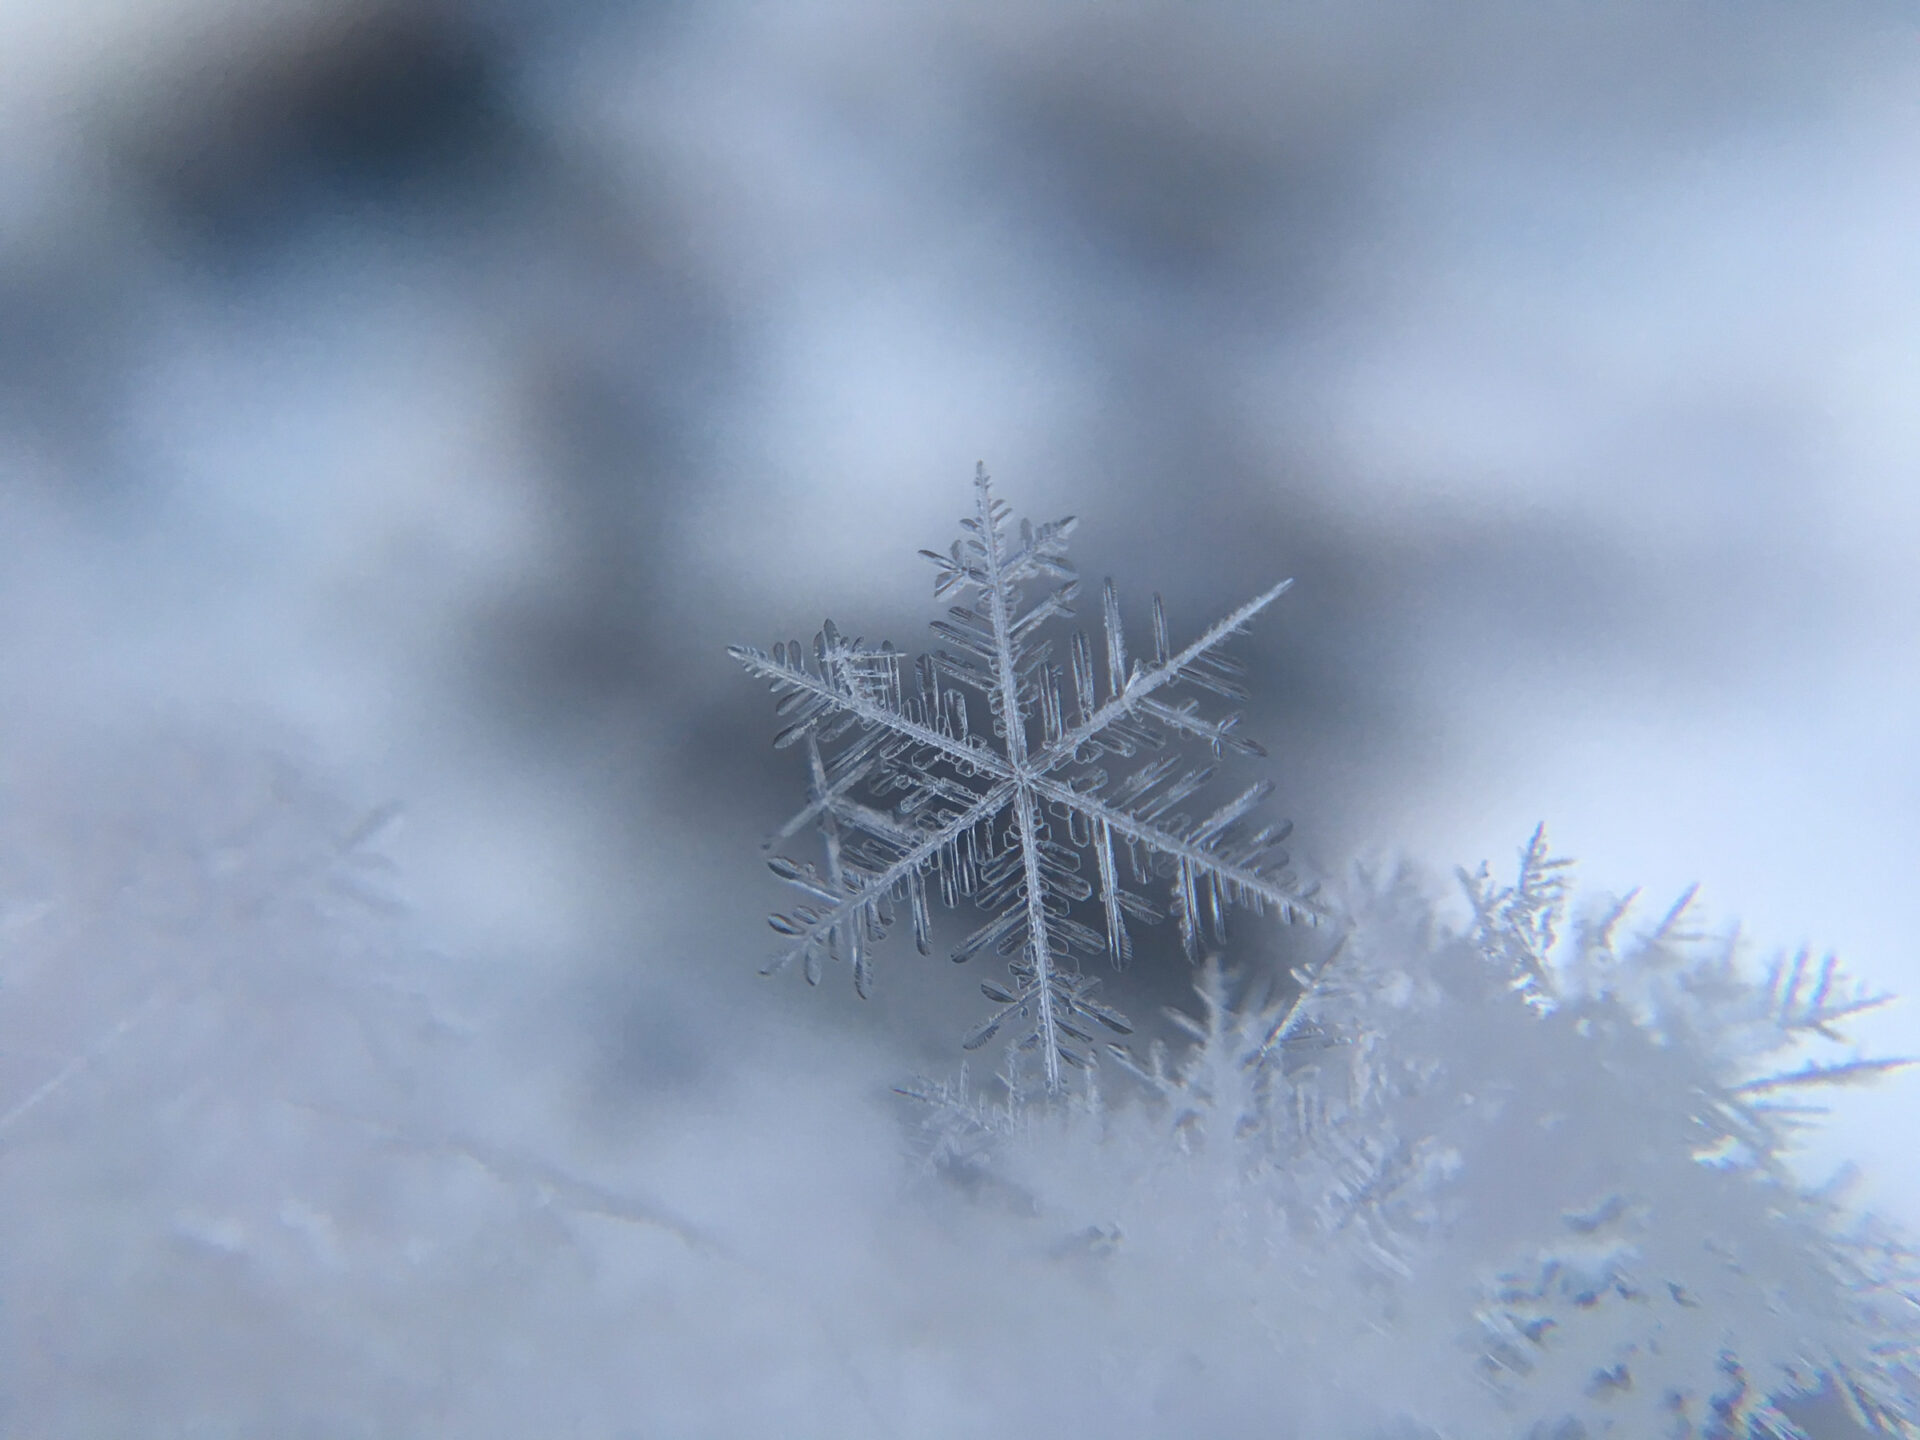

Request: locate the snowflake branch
(1035, 578), (1294, 772)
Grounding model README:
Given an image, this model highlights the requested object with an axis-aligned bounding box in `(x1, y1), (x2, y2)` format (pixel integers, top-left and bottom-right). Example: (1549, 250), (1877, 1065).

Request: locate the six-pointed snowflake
(731, 465), (1320, 1087)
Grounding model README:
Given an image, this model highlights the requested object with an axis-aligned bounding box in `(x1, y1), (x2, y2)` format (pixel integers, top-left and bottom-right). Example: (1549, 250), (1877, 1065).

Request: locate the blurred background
(2, 0), (1917, 1426)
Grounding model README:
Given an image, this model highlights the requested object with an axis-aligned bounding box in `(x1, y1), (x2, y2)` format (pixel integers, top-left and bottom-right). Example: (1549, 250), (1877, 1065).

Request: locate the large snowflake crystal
(731, 465), (1321, 1087)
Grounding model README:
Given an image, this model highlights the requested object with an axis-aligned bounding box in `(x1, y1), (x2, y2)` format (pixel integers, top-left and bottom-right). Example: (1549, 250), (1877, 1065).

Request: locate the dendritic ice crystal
(730, 465), (1321, 1088)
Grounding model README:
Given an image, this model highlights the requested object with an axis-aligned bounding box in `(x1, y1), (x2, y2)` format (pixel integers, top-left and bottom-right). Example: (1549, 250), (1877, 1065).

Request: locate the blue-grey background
(2, 2), (1916, 1431)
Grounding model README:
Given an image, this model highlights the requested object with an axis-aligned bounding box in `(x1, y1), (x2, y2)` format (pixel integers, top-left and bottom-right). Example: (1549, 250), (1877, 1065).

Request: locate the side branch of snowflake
(731, 464), (1322, 1088)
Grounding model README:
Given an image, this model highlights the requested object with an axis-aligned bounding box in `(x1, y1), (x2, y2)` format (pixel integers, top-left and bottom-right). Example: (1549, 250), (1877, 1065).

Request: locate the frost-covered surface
(6, 714), (1911, 1436)
(898, 838), (1920, 1438)
(1, 720), (1913, 1435)
(732, 470), (1317, 1084)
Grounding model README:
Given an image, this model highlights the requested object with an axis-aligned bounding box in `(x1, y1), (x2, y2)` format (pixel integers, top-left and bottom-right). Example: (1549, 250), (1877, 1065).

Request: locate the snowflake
(731, 464), (1321, 1087)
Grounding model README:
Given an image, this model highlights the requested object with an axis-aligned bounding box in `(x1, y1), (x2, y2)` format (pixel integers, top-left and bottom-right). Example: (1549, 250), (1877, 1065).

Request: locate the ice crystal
(894, 836), (1920, 1437)
(731, 465), (1320, 1087)
(1434, 836), (1920, 1437)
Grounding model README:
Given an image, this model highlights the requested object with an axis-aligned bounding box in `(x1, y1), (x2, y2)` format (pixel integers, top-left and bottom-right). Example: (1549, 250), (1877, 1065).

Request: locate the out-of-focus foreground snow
(2, 3), (1916, 1433)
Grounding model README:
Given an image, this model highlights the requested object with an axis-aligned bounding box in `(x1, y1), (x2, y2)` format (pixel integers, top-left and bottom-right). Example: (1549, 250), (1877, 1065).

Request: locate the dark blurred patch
(998, 82), (1309, 283)
(457, 317), (739, 765)
(0, 240), (142, 490)
(119, 3), (517, 254)
(0, 3), (528, 491)
(586, 978), (708, 1096)
(970, 36), (1374, 337)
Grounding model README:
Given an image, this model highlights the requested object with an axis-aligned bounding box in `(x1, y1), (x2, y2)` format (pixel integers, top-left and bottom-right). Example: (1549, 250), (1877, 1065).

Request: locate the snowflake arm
(727, 632), (1003, 780)
(1037, 577), (1292, 766)
(762, 783), (1012, 992)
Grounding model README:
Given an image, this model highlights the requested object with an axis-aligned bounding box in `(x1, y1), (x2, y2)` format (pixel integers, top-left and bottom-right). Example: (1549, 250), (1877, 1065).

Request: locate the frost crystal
(731, 465), (1320, 1087)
